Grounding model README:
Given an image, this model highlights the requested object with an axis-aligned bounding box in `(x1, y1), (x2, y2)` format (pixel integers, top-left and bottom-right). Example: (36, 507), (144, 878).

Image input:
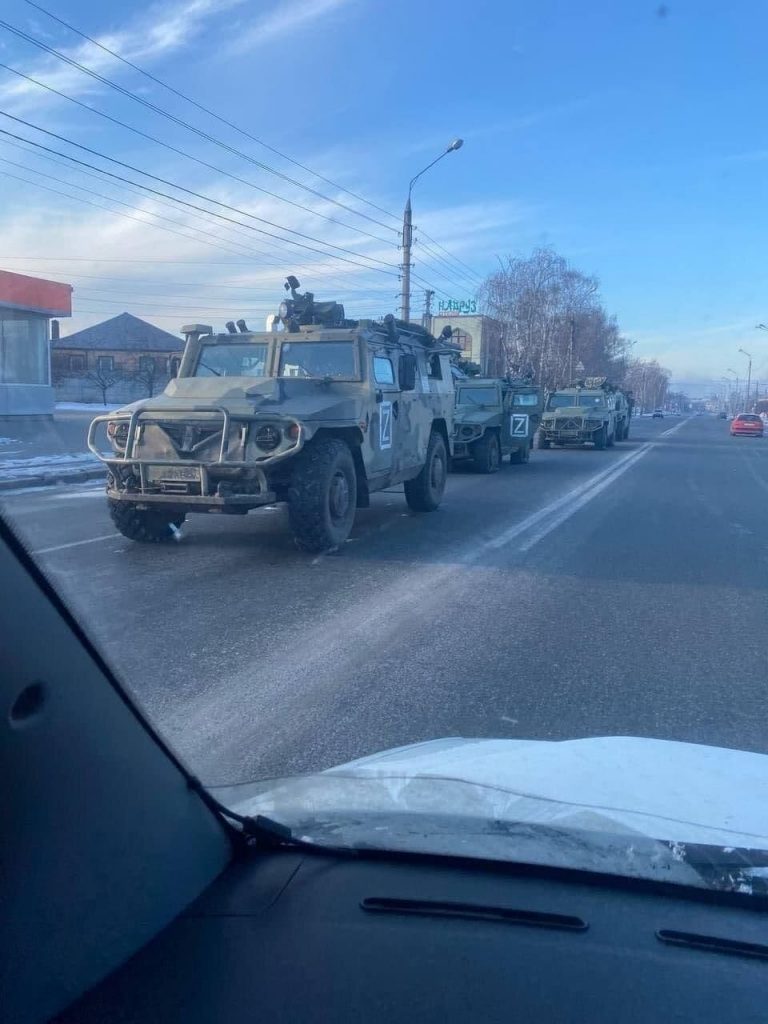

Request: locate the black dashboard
(58, 849), (768, 1022)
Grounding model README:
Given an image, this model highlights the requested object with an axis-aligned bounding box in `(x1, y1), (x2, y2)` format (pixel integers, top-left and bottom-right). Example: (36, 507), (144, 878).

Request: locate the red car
(730, 413), (764, 437)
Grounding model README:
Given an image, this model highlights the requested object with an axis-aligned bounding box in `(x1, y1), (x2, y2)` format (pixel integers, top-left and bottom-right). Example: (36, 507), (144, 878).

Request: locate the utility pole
(739, 348), (753, 409)
(400, 139), (463, 322)
(422, 289), (434, 330)
(568, 317), (576, 382)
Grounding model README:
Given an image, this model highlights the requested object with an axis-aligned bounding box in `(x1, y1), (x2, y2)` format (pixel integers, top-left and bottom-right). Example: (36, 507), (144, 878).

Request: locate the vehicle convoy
(88, 278), (457, 552)
(537, 377), (633, 450)
(451, 376), (543, 472)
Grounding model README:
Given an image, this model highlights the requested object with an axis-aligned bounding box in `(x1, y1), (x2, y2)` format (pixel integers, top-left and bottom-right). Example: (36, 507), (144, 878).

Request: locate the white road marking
(517, 416), (691, 553)
(31, 534), (119, 556)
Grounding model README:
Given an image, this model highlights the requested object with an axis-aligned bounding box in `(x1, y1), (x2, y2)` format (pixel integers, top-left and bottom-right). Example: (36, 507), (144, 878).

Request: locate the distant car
(718, 411), (727, 419)
(730, 413), (764, 437)
(652, 409), (664, 419)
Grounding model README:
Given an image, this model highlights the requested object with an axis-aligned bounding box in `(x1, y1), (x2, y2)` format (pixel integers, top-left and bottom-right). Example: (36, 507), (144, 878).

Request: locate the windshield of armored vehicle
(278, 341), (357, 380)
(457, 386), (498, 406)
(547, 393), (605, 409)
(193, 343), (269, 378)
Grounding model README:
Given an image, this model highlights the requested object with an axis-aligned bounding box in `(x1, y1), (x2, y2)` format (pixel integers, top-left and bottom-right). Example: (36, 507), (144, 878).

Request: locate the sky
(1, 0), (768, 390)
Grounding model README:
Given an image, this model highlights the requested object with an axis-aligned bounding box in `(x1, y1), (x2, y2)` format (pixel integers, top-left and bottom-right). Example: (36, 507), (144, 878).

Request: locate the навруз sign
(437, 298), (478, 314)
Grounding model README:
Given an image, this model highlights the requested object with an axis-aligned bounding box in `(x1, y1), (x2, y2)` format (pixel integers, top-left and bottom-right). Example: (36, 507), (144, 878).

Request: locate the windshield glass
(457, 386), (497, 406)
(3, 0), (768, 906)
(547, 393), (604, 409)
(194, 343), (269, 378)
(278, 341), (356, 379)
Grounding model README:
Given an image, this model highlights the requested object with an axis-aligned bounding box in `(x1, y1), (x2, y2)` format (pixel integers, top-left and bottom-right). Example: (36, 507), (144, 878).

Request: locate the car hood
(219, 736), (768, 893)
(454, 408), (495, 425)
(115, 376), (363, 422)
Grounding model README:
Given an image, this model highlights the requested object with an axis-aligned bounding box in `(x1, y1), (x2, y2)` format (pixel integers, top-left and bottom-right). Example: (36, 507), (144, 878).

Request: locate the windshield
(194, 343), (269, 378)
(3, 0), (767, 905)
(457, 386), (497, 406)
(278, 341), (357, 379)
(547, 393), (604, 409)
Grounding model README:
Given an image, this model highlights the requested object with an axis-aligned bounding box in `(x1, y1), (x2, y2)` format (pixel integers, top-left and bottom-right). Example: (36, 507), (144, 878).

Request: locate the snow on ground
(0, 452), (99, 480)
(0, 437), (20, 445)
(55, 403), (122, 412)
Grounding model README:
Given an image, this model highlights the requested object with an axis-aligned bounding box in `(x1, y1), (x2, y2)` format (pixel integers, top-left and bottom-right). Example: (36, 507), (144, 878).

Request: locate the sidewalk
(0, 407), (108, 490)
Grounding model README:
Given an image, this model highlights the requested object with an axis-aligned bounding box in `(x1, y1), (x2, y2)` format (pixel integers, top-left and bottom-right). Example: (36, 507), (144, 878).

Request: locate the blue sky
(1, 0), (768, 387)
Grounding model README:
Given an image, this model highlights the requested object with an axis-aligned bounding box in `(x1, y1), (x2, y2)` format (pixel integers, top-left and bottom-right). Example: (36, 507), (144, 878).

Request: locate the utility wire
(0, 61), (393, 246)
(21, 0), (401, 225)
(0, 16), (397, 233)
(0, 116), (400, 275)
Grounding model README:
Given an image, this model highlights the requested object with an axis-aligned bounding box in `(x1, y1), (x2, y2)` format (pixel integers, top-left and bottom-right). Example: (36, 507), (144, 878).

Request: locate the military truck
(87, 278), (457, 553)
(537, 377), (632, 450)
(451, 377), (543, 472)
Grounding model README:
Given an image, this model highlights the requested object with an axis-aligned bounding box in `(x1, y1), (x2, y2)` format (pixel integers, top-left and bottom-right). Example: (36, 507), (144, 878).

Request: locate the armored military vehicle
(537, 377), (632, 450)
(451, 377), (543, 472)
(88, 278), (457, 553)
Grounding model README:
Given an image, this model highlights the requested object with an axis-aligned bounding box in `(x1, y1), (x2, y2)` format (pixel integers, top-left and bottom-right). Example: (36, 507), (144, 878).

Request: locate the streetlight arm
(408, 139), (464, 197)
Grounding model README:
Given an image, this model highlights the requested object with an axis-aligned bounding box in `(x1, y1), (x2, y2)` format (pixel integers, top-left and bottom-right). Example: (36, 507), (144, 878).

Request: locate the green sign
(437, 298), (478, 314)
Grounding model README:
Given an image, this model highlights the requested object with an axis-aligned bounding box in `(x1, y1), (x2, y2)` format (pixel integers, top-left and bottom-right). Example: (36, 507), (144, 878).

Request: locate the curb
(0, 466), (105, 493)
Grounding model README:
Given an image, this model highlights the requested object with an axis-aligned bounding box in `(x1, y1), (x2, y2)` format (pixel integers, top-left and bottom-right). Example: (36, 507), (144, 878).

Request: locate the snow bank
(55, 402), (122, 412)
(0, 452), (100, 480)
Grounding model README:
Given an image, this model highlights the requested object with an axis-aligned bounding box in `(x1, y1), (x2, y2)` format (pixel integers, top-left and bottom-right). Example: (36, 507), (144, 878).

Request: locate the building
(428, 312), (505, 377)
(0, 269), (72, 416)
(52, 312), (184, 404)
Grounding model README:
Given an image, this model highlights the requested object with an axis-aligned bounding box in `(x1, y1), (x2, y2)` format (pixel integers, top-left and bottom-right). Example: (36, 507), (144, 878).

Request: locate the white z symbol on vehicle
(380, 401), (393, 450)
(511, 414), (529, 437)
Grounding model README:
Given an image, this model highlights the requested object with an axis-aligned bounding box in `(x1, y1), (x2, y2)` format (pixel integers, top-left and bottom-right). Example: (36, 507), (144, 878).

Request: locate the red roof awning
(0, 270), (72, 317)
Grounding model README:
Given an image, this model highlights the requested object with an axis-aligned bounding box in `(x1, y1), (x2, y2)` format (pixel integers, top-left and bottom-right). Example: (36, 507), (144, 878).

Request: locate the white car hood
(327, 735), (768, 847)
(226, 736), (768, 853)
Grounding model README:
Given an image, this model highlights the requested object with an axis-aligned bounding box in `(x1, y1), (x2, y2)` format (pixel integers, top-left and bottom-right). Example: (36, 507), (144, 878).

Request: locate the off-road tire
(623, 422), (630, 440)
(537, 433), (551, 450)
(404, 430), (448, 512)
(607, 428), (615, 448)
(287, 437), (357, 553)
(509, 440), (531, 464)
(594, 426), (608, 450)
(108, 501), (185, 543)
(472, 431), (501, 474)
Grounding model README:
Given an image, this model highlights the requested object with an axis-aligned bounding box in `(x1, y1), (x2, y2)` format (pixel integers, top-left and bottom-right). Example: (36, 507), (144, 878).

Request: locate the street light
(401, 138), (464, 322)
(738, 348), (753, 409)
(727, 368), (740, 413)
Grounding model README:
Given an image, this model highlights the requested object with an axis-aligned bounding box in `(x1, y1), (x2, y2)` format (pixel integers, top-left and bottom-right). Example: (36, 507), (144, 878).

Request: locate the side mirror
(399, 353), (417, 392)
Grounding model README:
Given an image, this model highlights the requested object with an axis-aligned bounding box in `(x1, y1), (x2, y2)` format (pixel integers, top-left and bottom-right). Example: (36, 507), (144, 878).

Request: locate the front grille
(157, 423), (222, 453)
(554, 417), (582, 430)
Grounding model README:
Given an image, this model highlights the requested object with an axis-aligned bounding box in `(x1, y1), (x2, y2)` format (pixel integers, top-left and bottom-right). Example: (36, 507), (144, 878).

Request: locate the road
(2, 414), (767, 786)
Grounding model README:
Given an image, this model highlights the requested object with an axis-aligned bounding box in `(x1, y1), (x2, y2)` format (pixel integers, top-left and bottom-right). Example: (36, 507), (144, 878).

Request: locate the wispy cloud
(0, 0), (245, 112)
(228, 0), (354, 55)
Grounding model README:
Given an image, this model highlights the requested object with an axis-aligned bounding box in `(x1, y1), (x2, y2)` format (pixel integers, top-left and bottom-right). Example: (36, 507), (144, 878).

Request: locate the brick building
(0, 269), (72, 415)
(52, 312), (183, 404)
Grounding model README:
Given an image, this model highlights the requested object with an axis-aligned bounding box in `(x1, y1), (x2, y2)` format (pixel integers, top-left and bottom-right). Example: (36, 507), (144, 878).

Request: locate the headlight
(106, 421), (128, 447)
(278, 300), (290, 320)
(461, 425), (479, 438)
(255, 424), (281, 451)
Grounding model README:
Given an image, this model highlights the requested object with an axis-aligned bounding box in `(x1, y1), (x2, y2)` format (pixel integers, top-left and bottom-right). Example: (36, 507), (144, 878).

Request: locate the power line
(416, 229), (485, 284)
(0, 16), (397, 234)
(5, 7), (478, 297)
(21, 0), (401, 225)
(0, 60), (393, 247)
(0, 116), (400, 275)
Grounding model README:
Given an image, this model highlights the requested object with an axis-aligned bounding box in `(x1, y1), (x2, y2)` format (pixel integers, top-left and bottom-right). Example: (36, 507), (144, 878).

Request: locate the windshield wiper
(198, 361), (223, 377)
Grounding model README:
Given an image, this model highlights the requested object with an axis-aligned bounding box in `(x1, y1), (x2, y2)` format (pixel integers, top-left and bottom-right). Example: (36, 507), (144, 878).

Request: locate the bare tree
(133, 359), (161, 398)
(85, 365), (124, 406)
(478, 247), (629, 388)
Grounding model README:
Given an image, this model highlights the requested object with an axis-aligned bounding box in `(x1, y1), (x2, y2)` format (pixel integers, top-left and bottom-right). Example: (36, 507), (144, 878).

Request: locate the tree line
(477, 246), (675, 408)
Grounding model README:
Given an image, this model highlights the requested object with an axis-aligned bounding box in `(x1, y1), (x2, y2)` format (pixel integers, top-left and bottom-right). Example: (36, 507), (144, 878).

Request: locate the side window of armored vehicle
(427, 353), (442, 379)
(373, 355), (395, 385)
(514, 393), (540, 407)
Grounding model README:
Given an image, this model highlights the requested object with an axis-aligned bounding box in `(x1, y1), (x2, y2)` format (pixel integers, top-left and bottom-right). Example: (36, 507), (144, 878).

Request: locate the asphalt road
(2, 414), (766, 786)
